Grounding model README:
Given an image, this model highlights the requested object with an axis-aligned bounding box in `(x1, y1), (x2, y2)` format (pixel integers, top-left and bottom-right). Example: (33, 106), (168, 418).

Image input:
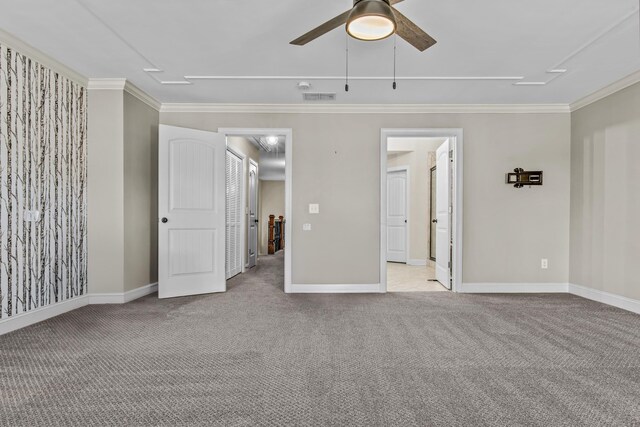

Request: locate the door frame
(247, 158), (259, 269)
(218, 128), (293, 293)
(386, 166), (410, 264)
(380, 128), (464, 293)
(226, 146), (247, 275)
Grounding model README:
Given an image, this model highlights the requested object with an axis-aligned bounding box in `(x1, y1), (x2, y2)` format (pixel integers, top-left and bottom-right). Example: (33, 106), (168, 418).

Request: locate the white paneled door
(248, 161), (258, 268)
(387, 169), (408, 263)
(158, 125), (227, 298)
(435, 139), (451, 289)
(226, 150), (243, 279)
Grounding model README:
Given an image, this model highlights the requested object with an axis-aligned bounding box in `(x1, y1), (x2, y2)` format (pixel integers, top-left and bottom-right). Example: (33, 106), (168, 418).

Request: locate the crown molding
(124, 81), (162, 111)
(160, 103), (570, 114)
(570, 69), (640, 112)
(87, 78), (127, 90)
(0, 28), (88, 87)
(88, 79), (161, 111)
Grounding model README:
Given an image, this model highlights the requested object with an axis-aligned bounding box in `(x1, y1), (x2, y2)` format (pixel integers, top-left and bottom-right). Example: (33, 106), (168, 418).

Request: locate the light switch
(309, 204), (320, 214)
(303, 223), (312, 231)
(24, 210), (40, 222)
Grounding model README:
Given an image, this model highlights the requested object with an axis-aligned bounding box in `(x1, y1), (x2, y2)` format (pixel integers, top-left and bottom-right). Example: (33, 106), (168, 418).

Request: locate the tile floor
(387, 262), (449, 292)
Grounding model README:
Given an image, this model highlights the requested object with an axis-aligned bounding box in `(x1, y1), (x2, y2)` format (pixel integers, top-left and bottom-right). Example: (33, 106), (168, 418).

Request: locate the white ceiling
(1, 0), (639, 104)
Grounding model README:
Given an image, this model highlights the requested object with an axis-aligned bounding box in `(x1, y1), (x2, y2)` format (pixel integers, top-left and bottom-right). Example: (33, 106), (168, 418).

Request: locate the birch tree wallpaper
(0, 43), (87, 319)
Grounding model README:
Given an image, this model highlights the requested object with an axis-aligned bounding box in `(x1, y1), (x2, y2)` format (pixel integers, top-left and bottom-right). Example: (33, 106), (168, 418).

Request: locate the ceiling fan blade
(390, 0), (405, 4)
(393, 9), (437, 52)
(290, 10), (351, 46)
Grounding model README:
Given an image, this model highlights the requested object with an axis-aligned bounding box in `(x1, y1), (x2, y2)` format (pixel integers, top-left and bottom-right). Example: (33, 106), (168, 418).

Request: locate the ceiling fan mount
(291, 0), (436, 52)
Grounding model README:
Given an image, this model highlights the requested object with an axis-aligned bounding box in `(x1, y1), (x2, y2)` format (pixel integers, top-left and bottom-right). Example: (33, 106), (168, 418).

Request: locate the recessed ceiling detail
(1, 0), (639, 104)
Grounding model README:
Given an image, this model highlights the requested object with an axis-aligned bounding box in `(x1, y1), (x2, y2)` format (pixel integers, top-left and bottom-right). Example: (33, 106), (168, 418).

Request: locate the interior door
(226, 150), (243, 279)
(248, 161), (258, 268)
(158, 125), (227, 299)
(387, 169), (407, 263)
(435, 139), (451, 289)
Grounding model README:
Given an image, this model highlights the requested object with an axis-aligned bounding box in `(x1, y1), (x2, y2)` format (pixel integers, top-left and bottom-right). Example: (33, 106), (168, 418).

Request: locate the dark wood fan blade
(393, 9), (437, 51)
(290, 10), (351, 45)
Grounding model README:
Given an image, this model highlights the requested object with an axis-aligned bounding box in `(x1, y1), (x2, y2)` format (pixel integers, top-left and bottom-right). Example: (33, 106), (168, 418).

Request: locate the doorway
(380, 129), (463, 293)
(219, 128), (293, 293)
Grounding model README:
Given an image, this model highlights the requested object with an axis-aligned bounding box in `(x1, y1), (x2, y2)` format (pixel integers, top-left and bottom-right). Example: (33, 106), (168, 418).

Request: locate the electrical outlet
(309, 204), (320, 214)
(541, 258), (549, 269)
(303, 223), (312, 231)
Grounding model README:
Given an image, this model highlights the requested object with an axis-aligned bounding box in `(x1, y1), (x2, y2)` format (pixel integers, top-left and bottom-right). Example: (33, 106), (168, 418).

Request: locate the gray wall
(88, 90), (124, 294)
(570, 83), (640, 300)
(160, 111), (571, 286)
(89, 88), (159, 295)
(123, 92), (159, 292)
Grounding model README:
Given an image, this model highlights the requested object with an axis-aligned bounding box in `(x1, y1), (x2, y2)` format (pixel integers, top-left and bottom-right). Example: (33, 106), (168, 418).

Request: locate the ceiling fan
(290, 0), (436, 52)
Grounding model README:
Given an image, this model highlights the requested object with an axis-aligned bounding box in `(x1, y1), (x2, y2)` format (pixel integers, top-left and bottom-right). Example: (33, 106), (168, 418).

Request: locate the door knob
(432, 219), (438, 223)
(161, 217), (168, 223)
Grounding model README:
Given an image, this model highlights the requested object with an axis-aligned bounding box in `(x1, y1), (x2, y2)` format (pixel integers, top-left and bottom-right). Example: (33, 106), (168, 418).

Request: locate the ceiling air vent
(303, 92), (336, 102)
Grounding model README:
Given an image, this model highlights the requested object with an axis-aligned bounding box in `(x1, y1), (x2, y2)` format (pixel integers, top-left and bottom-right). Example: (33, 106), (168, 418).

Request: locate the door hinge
(448, 206), (453, 214)
(449, 149), (454, 162)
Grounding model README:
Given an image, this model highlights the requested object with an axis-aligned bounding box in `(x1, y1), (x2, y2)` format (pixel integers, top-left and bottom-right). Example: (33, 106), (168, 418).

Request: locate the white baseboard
(0, 295), (89, 336)
(89, 283), (158, 304)
(407, 259), (427, 266)
(290, 283), (382, 294)
(0, 283), (158, 336)
(569, 283), (640, 315)
(459, 282), (569, 293)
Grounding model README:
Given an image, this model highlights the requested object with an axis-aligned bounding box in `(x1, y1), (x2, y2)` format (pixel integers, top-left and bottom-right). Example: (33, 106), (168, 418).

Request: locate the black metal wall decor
(506, 168), (543, 188)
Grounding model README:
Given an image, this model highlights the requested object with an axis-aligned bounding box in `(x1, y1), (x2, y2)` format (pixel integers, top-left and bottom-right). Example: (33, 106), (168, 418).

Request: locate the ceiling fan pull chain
(393, 34), (397, 90)
(345, 34), (350, 92)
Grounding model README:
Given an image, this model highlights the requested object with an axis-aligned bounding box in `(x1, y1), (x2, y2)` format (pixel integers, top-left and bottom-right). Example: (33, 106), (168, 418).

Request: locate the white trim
(218, 128), (293, 293)
(0, 296), (89, 336)
(88, 78), (127, 90)
(381, 129), (464, 294)
(386, 166), (410, 264)
(290, 284), (382, 294)
(88, 78), (161, 111)
(89, 283), (158, 304)
(161, 103), (570, 114)
(570, 69), (640, 112)
(459, 283), (569, 293)
(0, 28), (88, 86)
(125, 81), (162, 111)
(0, 283), (158, 336)
(569, 284), (640, 315)
(248, 158), (259, 270)
(407, 259), (427, 266)
(226, 146), (247, 275)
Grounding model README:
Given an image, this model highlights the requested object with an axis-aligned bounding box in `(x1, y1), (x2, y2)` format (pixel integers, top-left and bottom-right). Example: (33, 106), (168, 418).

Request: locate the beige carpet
(387, 262), (448, 292)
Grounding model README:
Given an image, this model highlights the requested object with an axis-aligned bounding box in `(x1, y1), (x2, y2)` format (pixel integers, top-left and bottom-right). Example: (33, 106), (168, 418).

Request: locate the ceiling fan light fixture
(346, 0), (396, 41)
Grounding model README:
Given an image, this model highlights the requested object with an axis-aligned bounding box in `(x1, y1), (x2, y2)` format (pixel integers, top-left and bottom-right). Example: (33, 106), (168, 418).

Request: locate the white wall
(387, 138), (445, 263)
(571, 82), (640, 300)
(160, 111), (571, 287)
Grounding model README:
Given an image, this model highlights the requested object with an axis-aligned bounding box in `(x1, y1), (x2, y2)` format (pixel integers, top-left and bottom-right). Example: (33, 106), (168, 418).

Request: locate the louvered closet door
(226, 150), (243, 279)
